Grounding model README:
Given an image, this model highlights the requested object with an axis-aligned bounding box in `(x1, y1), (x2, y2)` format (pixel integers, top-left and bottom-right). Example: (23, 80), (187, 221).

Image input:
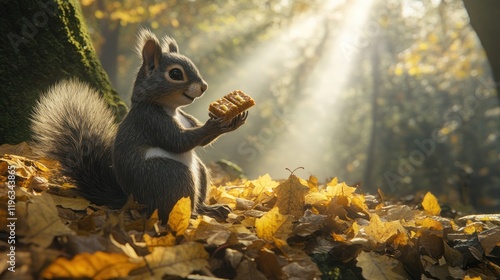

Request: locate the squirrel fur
(31, 29), (247, 221)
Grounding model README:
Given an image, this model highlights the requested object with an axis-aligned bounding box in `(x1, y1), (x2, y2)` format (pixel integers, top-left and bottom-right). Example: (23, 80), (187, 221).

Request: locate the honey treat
(209, 90), (255, 120)
(209, 98), (239, 120)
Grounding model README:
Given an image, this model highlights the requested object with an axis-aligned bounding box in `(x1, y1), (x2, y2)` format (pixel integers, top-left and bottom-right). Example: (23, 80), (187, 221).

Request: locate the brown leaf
(478, 227), (500, 256)
(50, 193), (90, 211)
(293, 211), (327, 237)
(419, 231), (444, 259)
(225, 248), (243, 269)
(256, 248), (283, 279)
(136, 242), (209, 278)
(21, 192), (74, 248)
(191, 218), (231, 246)
(234, 259), (267, 280)
(274, 174), (309, 217)
(356, 251), (409, 280)
(40, 252), (144, 279)
(282, 261), (320, 280)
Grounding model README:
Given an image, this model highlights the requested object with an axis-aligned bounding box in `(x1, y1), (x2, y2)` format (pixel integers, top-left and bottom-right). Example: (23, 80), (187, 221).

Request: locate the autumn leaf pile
(1, 151), (500, 279)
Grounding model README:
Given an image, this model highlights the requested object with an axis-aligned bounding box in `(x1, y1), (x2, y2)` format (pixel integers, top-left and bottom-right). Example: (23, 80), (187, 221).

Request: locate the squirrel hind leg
(118, 157), (200, 222)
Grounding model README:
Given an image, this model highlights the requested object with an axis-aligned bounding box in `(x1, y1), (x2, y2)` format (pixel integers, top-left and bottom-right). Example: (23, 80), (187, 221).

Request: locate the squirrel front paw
(207, 111), (248, 134)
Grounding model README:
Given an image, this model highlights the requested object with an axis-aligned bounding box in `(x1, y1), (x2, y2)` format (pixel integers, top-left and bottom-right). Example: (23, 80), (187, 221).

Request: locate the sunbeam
(190, 0), (376, 180)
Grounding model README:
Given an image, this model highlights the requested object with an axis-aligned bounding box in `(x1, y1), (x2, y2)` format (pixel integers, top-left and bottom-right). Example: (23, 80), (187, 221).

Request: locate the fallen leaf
(307, 175), (319, 192)
(136, 242), (209, 278)
(326, 181), (357, 198)
(293, 211), (327, 237)
(143, 233), (176, 248)
(256, 248), (283, 279)
(255, 207), (294, 242)
(40, 252), (144, 279)
(478, 227), (500, 256)
(167, 197), (191, 236)
(21, 192), (74, 248)
(282, 261), (320, 280)
(417, 217), (443, 231)
(235, 259), (267, 280)
(225, 248), (244, 269)
(274, 174), (309, 217)
(422, 192), (441, 216)
(357, 251), (409, 280)
(49, 193), (90, 211)
(364, 213), (407, 244)
(191, 218), (231, 246)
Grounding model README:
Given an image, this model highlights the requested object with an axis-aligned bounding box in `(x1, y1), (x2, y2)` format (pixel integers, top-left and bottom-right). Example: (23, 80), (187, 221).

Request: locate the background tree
(0, 0), (126, 145)
(463, 0), (500, 100)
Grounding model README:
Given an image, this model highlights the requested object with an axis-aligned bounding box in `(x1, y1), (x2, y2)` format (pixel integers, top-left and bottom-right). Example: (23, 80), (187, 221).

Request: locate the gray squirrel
(31, 29), (247, 221)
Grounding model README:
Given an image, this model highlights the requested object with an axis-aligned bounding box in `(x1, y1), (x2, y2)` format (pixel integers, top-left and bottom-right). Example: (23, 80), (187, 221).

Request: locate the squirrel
(30, 29), (247, 221)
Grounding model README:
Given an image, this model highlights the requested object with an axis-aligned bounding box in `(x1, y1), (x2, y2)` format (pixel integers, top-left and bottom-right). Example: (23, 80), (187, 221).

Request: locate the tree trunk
(363, 39), (381, 193)
(463, 0), (500, 99)
(0, 0), (127, 145)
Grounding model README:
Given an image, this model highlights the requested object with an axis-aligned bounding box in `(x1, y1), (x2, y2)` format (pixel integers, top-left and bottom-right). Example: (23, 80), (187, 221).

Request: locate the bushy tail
(31, 79), (127, 207)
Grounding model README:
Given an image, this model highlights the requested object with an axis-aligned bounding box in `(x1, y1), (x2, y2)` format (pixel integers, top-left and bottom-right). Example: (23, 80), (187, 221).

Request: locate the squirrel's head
(132, 29), (208, 109)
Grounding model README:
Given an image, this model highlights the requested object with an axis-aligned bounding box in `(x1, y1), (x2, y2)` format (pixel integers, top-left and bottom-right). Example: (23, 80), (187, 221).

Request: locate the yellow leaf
(247, 174), (279, 197)
(332, 232), (346, 242)
(326, 177), (338, 187)
(255, 207), (294, 242)
(142, 242), (209, 278)
(144, 233), (176, 249)
(304, 192), (329, 207)
(40, 252), (143, 279)
(307, 175), (319, 192)
(463, 276), (482, 280)
(357, 251), (409, 279)
(274, 174), (309, 217)
(364, 214), (407, 244)
(351, 195), (368, 214)
(422, 192), (441, 216)
(326, 181), (356, 198)
(417, 217), (443, 231)
(167, 197), (191, 236)
(464, 221), (483, 235)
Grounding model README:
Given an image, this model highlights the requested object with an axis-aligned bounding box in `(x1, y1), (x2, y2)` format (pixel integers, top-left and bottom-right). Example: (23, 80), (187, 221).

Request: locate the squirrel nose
(201, 82), (208, 93)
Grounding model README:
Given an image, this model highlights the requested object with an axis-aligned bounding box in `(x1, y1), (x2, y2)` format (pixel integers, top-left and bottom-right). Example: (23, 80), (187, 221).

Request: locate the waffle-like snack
(209, 90), (255, 120)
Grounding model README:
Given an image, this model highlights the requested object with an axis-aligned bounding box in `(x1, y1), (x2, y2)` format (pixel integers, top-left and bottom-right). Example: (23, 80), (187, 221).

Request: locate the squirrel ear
(161, 36), (179, 53)
(136, 29), (162, 74)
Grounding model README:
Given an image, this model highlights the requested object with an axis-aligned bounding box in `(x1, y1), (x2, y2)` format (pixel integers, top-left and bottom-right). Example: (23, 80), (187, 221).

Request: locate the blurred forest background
(79, 0), (499, 211)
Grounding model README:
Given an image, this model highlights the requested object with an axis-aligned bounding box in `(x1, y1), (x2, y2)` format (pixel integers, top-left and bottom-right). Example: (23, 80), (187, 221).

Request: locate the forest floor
(1, 142), (499, 279)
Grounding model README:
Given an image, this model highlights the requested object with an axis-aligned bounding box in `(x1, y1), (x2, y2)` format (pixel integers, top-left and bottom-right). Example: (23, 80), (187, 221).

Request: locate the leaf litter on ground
(0, 145), (499, 279)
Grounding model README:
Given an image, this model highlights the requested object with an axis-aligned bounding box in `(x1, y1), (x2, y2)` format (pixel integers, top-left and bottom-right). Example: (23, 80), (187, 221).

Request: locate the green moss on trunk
(0, 0), (127, 144)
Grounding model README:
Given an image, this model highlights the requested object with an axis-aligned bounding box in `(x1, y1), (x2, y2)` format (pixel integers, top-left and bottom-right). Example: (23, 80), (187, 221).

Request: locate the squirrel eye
(169, 68), (184, 81)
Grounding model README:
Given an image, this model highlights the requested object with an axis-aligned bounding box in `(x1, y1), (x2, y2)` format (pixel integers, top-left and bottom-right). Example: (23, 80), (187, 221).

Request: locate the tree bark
(463, 0), (500, 99)
(0, 0), (127, 145)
